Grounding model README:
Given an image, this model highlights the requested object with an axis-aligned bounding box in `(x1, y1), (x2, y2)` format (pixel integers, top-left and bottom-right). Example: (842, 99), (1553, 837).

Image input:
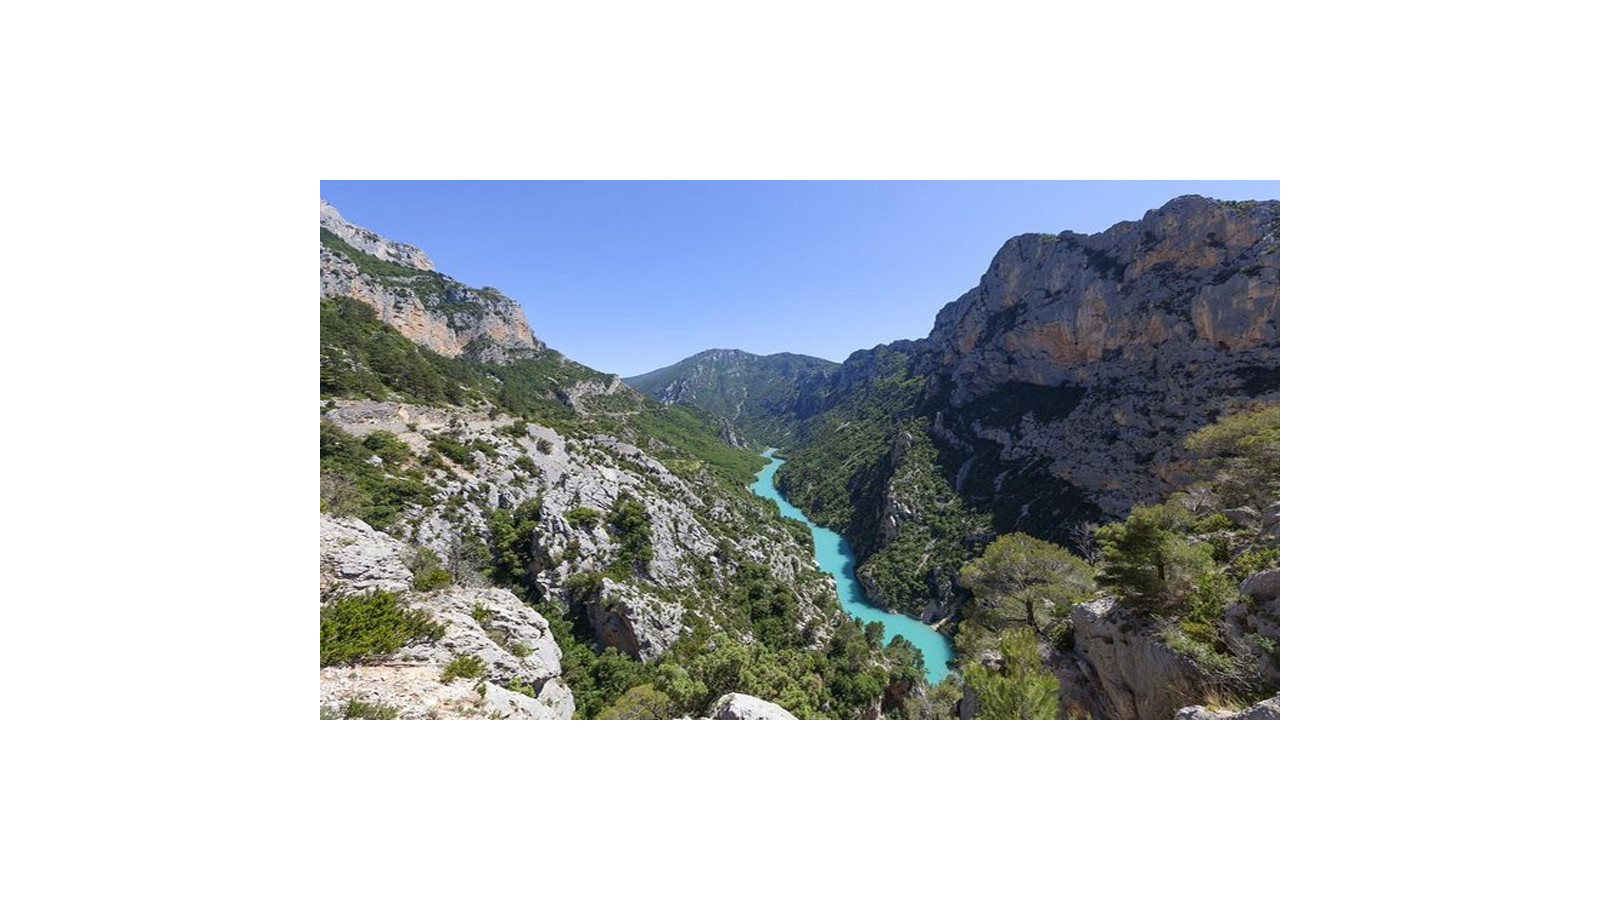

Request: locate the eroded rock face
(706, 693), (797, 720)
(1053, 597), (1210, 720)
(584, 579), (685, 663)
(921, 195), (1280, 541)
(320, 516), (414, 595)
(321, 199), (435, 270)
(320, 200), (544, 364)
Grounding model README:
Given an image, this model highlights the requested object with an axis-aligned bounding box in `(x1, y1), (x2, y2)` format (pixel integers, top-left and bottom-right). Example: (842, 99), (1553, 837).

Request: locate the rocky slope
(321, 200), (544, 364)
(319, 515), (575, 719)
(322, 398), (837, 665)
(626, 349), (839, 446)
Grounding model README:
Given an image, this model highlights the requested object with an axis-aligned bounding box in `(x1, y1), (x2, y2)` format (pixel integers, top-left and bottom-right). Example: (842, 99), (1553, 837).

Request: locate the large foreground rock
(1052, 597), (1209, 720)
(707, 693), (797, 720)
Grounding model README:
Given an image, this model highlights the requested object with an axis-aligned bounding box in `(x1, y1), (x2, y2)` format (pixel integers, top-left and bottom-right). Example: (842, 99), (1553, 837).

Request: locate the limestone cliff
(320, 200), (544, 364)
(921, 195), (1280, 539)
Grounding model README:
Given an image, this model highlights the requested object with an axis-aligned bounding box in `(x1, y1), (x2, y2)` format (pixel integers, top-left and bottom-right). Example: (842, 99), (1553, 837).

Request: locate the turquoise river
(750, 449), (955, 682)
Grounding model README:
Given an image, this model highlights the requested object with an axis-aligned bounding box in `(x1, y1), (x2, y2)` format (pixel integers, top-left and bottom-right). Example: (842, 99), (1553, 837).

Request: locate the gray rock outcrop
(707, 693), (798, 720)
(1052, 597), (1210, 720)
(585, 579), (686, 662)
(320, 516), (414, 595)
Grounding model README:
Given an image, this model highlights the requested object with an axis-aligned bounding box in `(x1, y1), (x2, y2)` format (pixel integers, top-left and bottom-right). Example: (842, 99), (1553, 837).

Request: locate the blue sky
(320, 181), (1279, 376)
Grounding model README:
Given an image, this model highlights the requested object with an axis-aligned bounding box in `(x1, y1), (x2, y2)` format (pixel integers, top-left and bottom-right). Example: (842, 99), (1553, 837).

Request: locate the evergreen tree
(962, 629), (1058, 720)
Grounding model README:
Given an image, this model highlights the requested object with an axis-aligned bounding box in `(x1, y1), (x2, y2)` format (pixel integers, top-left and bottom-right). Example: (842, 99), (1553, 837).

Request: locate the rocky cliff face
(320, 200), (544, 364)
(921, 195), (1279, 538)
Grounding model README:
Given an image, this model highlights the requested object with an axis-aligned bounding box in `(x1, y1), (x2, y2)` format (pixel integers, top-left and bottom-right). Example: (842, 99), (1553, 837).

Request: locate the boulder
(707, 693), (797, 720)
(320, 515), (413, 595)
(1240, 568), (1280, 602)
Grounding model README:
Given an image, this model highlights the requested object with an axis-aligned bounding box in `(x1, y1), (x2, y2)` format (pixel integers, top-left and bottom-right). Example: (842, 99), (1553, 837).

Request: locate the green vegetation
(440, 654), (485, 684)
(321, 294), (769, 490)
(321, 700), (400, 720)
(320, 420), (436, 531)
(427, 434), (478, 469)
(487, 498), (543, 587)
(957, 532), (1093, 652)
(320, 590), (445, 666)
(597, 684), (675, 720)
(1185, 403), (1279, 512)
(321, 296), (477, 407)
(605, 493), (654, 578)
(962, 629), (1059, 720)
(776, 345), (989, 616)
(624, 350), (840, 448)
(566, 506), (601, 530)
(411, 547), (453, 591)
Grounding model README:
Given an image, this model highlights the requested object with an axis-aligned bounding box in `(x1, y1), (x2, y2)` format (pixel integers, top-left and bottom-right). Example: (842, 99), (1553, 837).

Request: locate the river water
(750, 449), (955, 682)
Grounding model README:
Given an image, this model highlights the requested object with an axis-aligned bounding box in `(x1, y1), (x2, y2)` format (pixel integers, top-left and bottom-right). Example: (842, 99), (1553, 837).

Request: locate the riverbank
(750, 449), (954, 682)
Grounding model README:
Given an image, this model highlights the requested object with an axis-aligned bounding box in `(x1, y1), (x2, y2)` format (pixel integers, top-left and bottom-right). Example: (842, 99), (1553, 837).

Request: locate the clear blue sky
(320, 181), (1279, 376)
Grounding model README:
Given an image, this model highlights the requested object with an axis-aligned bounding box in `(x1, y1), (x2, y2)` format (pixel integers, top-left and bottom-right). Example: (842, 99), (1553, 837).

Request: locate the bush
(597, 684), (675, 720)
(567, 507), (602, 530)
(607, 494), (654, 577)
(411, 547), (453, 591)
(361, 429), (413, 465)
(322, 700), (399, 720)
(962, 629), (1058, 719)
(321, 590), (445, 666)
(440, 654), (485, 684)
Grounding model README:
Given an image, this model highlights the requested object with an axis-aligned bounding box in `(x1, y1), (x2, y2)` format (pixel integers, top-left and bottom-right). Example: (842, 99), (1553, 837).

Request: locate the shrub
(361, 429), (412, 465)
(440, 654), (485, 684)
(606, 494), (654, 577)
(962, 629), (1058, 720)
(567, 507), (602, 530)
(320, 590), (445, 666)
(597, 684), (675, 720)
(322, 699), (399, 720)
(411, 547), (453, 591)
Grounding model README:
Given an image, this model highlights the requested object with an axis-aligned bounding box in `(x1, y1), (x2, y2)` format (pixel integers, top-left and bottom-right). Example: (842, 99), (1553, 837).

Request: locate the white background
(2, 1), (1593, 897)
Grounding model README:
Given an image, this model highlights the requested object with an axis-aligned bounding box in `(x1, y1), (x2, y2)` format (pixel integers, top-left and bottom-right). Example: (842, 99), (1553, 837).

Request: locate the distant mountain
(625, 349), (839, 446)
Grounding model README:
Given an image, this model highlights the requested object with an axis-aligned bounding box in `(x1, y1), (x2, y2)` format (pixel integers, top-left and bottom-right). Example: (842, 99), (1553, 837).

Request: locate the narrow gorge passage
(750, 449), (956, 682)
